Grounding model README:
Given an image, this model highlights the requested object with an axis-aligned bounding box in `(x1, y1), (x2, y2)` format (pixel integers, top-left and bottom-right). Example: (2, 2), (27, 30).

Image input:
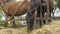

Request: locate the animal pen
(0, 0), (54, 26)
(34, 0), (54, 24)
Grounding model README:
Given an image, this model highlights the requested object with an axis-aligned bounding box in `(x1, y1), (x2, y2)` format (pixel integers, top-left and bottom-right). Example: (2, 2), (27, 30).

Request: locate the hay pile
(0, 21), (60, 34)
(0, 27), (28, 34)
(30, 21), (60, 34)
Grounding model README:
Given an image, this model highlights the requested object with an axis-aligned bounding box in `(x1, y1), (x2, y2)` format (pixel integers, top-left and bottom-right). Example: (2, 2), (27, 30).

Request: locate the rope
(0, 10), (8, 20)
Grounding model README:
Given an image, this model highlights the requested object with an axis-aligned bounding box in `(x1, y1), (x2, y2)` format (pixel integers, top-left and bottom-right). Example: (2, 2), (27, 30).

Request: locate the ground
(0, 20), (60, 34)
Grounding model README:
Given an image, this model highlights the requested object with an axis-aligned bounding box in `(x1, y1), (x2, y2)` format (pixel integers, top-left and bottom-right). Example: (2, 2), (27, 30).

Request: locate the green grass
(7, 23), (12, 28)
(0, 21), (21, 28)
(15, 21), (21, 26)
(0, 18), (60, 28)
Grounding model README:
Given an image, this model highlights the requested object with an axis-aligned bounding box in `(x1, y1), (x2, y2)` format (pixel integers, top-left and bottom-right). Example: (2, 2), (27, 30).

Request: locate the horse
(36, 0), (53, 28)
(0, 0), (53, 32)
(0, 0), (30, 27)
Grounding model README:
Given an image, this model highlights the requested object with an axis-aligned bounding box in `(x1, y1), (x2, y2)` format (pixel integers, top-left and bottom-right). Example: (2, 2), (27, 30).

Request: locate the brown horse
(0, 0), (53, 32)
(0, 0), (30, 27)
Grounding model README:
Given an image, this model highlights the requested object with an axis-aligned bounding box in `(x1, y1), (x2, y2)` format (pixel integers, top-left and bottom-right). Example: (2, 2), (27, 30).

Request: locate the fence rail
(0, 19), (26, 22)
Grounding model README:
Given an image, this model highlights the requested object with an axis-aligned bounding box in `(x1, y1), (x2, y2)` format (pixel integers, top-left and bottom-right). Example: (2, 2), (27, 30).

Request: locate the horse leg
(48, 7), (53, 22)
(42, 12), (46, 24)
(5, 19), (8, 27)
(36, 5), (42, 28)
(42, 5), (46, 24)
(11, 17), (16, 28)
(26, 6), (35, 32)
(26, 9), (35, 32)
(12, 17), (16, 28)
(26, 0), (41, 32)
(48, 11), (52, 22)
(5, 15), (9, 27)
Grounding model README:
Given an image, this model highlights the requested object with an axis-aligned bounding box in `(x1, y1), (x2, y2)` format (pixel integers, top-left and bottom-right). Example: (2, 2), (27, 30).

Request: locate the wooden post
(40, 0), (43, 26)
(47, 0), (49, 18)
(46, 0), (50, 24)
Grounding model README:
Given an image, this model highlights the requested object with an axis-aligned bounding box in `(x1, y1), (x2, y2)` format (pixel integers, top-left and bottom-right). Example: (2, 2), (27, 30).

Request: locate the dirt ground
(0, 20), (60, 34)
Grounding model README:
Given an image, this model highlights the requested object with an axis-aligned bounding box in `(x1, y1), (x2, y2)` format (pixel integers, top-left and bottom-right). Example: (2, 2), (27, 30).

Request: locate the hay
(0, 27), (28, 34)
(31, 21), (60, 34)
(0, 21), (60, 34)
